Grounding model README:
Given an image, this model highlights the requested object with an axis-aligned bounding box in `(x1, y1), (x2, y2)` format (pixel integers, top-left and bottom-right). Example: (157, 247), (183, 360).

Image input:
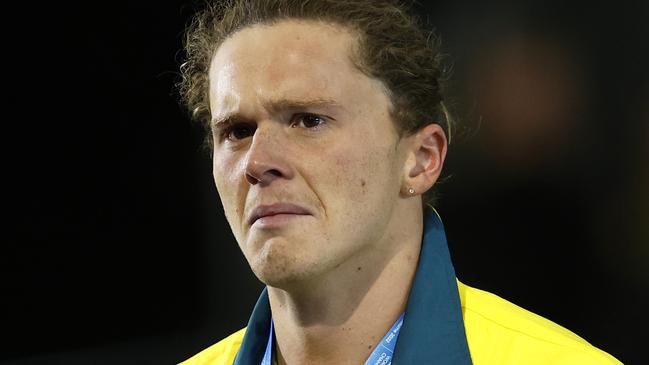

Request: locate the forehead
(208, 20), (375, 115)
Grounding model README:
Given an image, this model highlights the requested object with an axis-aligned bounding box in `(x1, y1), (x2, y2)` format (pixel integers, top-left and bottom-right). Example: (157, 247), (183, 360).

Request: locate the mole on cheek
(361, 179), (366, 187)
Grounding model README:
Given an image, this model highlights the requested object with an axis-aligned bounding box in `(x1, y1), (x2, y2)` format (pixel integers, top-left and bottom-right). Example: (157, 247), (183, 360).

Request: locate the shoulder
(178, 328), (246, 365)
(457, 280), (623, 365)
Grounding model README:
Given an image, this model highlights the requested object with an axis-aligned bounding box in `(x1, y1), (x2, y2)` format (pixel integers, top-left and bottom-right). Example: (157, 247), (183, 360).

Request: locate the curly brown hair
(178, 0), (453, 204)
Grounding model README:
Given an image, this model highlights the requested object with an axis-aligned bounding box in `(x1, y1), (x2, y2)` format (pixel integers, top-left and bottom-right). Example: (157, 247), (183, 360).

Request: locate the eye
(222, 123), (256, 141)
(291, 113), (326, 129)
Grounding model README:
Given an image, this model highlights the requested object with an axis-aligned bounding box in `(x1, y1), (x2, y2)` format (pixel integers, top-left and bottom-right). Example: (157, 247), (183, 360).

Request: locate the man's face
(208, 21), (410, 288)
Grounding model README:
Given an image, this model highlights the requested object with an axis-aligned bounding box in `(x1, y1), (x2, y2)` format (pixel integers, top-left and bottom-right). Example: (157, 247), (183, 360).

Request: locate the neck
(268, 206), (423, 365)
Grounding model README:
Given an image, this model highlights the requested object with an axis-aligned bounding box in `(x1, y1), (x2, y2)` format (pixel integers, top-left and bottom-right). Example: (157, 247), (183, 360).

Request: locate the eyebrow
(211, 97), (343, 127)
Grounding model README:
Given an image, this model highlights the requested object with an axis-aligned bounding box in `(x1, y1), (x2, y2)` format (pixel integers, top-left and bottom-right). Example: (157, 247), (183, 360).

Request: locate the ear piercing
(408, 187), (416, 195)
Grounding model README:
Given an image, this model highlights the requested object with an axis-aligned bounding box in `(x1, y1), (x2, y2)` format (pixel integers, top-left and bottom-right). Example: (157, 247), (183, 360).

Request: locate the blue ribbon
(260, 319), (274, 365)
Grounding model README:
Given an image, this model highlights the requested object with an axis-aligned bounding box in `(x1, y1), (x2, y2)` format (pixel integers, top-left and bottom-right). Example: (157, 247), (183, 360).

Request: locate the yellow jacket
(180, 280), (621, 364)
(181, 210), (622, 365)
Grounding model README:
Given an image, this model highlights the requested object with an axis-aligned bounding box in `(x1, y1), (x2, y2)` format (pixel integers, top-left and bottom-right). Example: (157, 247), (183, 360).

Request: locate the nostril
(245, 172), (260, 185)
(245, 169), (283, 185)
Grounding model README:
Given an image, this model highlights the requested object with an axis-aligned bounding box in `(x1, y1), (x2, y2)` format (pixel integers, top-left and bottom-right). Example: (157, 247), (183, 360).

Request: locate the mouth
(247, 203), (313, 227)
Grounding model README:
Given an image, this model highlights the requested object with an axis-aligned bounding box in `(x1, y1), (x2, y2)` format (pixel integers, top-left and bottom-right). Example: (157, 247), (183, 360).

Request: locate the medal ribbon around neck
(261, 313), (405, 365)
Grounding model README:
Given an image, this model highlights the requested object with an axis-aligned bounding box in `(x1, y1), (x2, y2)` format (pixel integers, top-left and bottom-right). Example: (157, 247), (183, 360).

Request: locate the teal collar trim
(233, 208), (472, 364)
(391, 208), (472, 363)
(232, 286), (271, 365)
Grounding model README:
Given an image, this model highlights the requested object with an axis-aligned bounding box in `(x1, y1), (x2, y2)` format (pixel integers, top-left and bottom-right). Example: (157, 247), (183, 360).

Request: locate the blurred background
(3, 0), (647, 363)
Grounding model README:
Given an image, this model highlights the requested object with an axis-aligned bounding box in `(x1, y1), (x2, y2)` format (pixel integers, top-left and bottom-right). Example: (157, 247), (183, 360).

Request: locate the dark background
(4, 0), (647, 364)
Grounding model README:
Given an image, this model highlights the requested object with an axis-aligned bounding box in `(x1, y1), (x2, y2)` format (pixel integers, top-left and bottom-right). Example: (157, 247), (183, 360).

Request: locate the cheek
(213, 154), (246, 229)
(327, 143), (398, 204)
(212, 156), (232, 199)
(331, 154), (368, 201)
(312, 142), (399, 250)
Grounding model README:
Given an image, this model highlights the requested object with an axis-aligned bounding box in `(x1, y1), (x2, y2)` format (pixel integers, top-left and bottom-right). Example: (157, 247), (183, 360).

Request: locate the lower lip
(253, 213), (309, 229)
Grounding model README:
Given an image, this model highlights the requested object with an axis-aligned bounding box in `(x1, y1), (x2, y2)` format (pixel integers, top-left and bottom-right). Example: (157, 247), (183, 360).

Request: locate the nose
(244, 125), (293, 186)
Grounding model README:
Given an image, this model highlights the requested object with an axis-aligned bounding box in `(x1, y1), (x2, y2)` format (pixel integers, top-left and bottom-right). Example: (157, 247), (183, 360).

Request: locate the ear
(401, 123), (448, 197)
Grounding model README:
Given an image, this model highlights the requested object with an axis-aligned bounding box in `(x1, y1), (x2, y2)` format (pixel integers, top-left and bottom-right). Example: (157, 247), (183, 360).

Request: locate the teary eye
(223, 123), (255, 141)
(291, 113), (326, 129)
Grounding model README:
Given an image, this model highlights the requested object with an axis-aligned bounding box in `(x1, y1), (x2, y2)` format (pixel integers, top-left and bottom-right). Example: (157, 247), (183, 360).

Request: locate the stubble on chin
(247, 236), (311, 288)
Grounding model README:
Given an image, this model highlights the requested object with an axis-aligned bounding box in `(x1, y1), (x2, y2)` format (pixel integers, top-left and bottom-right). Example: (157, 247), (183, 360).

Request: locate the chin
(250, 253), (322, 290)
(245, 235), (336, 289)
(254, 269), (304, 290)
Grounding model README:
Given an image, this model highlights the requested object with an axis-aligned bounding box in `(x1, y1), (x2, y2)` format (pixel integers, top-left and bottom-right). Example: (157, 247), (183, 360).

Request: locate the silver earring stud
(408, 187), (415, 195)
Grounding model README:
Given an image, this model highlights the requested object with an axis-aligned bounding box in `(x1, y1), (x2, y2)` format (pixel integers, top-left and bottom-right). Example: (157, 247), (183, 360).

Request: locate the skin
(209, 20), (447, 365)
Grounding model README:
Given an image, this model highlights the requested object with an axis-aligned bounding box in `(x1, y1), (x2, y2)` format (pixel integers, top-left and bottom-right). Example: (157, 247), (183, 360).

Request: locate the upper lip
(247, 203), (312, 226)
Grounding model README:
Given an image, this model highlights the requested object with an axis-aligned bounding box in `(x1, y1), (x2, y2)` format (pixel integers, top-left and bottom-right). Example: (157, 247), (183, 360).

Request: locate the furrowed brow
(265, 98), (343, 112)
(210, 114), (246, 128)
(210, 98), (343, 127)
